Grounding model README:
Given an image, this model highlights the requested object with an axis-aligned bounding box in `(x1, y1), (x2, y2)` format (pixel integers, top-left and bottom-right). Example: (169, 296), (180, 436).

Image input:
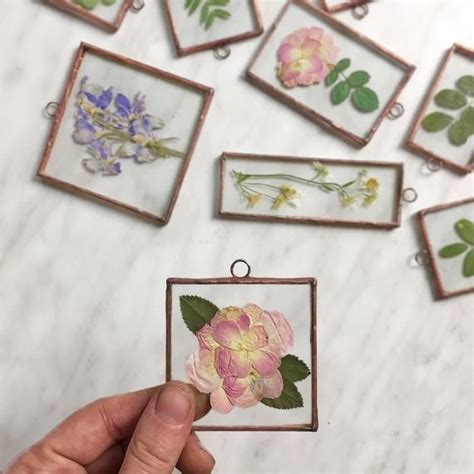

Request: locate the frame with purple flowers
(38, 43), (214, 224)
(47, 0), (134, 32)
(166, 262), (318, 431)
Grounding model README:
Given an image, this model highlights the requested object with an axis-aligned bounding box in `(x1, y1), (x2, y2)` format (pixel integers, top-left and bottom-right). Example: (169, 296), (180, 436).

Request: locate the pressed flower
(365, 178), (379, 192)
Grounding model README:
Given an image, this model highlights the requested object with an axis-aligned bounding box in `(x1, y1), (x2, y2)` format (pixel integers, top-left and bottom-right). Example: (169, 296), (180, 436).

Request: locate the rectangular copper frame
(38, 42), (214, 225)
(406, 44), (474, 175)
(320, 0), (370, 14)
(163, 0), (264, 57)
(246, 0), (415, 148)
(218, 152), (405, 229)
(418, 197), (474, 300)
(166, 275), (318, 431)
(48, 0), (133, 32)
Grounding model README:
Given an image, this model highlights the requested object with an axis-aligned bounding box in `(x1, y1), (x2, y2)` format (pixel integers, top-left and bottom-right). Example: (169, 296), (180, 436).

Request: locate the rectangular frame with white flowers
(218, 152), (405, 229)
(166, 270), (318, 431)
(47, 0), (133, 32)
(38, 42), (214, 225)
(406, 44), (474, 175)
(246, 0), (415, 147)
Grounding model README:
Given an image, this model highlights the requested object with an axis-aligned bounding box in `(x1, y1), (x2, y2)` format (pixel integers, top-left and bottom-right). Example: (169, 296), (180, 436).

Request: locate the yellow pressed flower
(312, 161), (329, 178)
(272, 194), (286, 210)
(340, 194), (356, 208)
(363, 193), (378, 207)
(246, 193), (262, 208)
(365, 178), (379, 193)
(279, 184), (298, 200)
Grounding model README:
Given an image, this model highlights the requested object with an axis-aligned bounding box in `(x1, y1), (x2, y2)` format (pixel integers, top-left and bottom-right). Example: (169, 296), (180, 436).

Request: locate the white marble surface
(0, 0), (473, 472)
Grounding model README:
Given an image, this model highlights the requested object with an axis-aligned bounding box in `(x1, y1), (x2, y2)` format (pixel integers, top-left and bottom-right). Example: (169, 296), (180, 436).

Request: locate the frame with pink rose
(165, 265), (318, 431)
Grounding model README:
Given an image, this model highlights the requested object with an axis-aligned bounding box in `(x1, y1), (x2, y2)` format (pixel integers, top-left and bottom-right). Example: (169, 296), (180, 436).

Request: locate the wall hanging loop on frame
(406, 43), (474, 175)
(246, 0), (414, 148)
(166, 259), (318, 431)
(416, 197), (474, 300)
(164, 0), (264, 57)
(218, 152), (415, 230)
(319, 0), (372, 16)
(46, 0), (140, 32)
(38, 42), (214, 225)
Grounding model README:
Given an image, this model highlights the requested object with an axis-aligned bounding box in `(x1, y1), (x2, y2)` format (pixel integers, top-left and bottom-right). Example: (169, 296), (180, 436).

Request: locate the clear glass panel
(423, 200), (474, 295)
(221, 155), (402, 226)
(44, 49), (207, 219)
(169, 281), (315, 428)
(249, 1), (407, 140)
(168, 0), (259, 50)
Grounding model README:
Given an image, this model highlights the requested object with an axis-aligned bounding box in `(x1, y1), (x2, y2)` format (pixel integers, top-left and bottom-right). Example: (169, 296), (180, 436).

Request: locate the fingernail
(155, 385), (192, 424)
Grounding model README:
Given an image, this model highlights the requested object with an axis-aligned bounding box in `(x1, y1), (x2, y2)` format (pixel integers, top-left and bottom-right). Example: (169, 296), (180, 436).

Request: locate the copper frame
(320, 0), (370, 14)
(47, 0), (133, 32)
(218, 152), (405, 229)
(166, 274), (318, 432)
(418, 197), (474, 300)
(246, 0), (415, 148)
(406, 44), (474, 175)
(163, 0), (264, 57)
(37, 42), (214, 225)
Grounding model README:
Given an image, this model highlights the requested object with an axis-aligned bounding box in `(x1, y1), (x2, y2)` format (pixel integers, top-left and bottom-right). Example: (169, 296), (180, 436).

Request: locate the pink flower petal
(233, 385), (262, 408)
(185, 350), (221, 394)
(196, 324), (219, 350)
(223, 376), (247, 399)
(236, 313), (251, 332)
(213, 321), (241, 350)
(210, 387), (234, 414)
(247, 325), (269, 350)
(261, 310), (294, 357)
(216, 347), (251, 378)
(278, 43), (302, 64)
(251, 350), (279, 377)
(261, 370), (284, 399)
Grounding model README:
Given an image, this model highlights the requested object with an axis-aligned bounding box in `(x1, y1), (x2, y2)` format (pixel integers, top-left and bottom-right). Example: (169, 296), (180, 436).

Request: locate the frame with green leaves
(163, 0), (263, 57)
(418, 197), (474, 300)
(406, 44), (474, 175)
(46, 0), (133, 32)
(165, 270), (318, 431)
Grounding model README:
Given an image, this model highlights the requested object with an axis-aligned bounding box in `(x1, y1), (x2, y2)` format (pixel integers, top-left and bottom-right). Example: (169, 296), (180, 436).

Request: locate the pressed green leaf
(82, 0), (99, 9)
(351, 87), (379, 112)
(448, 121), (469, 146)
(188, 0), (202, 15)
(456, 75), (474, 97)
(261, 378), (303, 409)
(325, 68), (339, 87)
(207, 0), (231, 5)
(213, 8), (231, 18)
(422, 112), (454, 132)
(460, 106), (474, 135)
(347, 70), (370, 87)
(185, 0), (193, 7)
(434, 89), (467, 109)
(455, 219), (474, 245)
(335, 58), (351, 72)
(279, 354), (311, 382)
(463, 248), (474, 277)
(200, 3), (210, 23)
(439, 242), (468, 258)
(101, 0), (116, 5)
(179, 295), (219, 334)
(331, 81), (350, 105)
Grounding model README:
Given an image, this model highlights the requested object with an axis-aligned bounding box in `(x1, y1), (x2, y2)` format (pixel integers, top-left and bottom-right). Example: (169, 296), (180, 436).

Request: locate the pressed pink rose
(185, 304), (293, 413)
(277, 27), (339, 88)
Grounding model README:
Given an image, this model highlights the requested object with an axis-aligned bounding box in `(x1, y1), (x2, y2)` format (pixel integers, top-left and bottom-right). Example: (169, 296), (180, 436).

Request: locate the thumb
(119, 382), (195, 474)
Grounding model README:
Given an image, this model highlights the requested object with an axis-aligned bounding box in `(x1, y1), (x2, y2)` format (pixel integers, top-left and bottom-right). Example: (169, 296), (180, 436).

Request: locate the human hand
(4, 382), (214, 473)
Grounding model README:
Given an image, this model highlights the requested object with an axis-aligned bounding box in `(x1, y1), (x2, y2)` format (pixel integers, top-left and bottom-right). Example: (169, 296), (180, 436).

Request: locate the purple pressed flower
(73, 118), (97, 144)
(132, 93), (146, 115)
(115, 93), (132, 117)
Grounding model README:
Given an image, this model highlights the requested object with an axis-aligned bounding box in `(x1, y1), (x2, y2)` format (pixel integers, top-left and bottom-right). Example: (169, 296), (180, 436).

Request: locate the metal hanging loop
(131, 0), (145, 12)
(388, 102), (404, 120)
(402, 187), (418, 203)
(426, 158), (442, 172)
(415, 249), (431, 267)
(45, 101), (59, 119)
(230, 259), (251, 278)
(214, 45), (231, 60)
(352, 3), (369, 19)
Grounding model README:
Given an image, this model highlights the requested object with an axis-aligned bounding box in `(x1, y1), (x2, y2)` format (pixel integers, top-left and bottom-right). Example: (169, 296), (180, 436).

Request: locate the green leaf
(439, 242), (468, 258)
(448, 121), (469, 146)
(261, 377), (303, 409)
(212, 8), (231, 19)
(331, 81), (350, 105)
(335, 58), (351, 72)
(456, 75), (474, 97)
(200, 3), (210, 23)
(460, 106), (474, 135)
(101, 0), (116, 5)
(351, 87), (379, 112)
(179, 295), (219, 334)
(455, 219), (474, 245)
(325, 68), (339, 87)
(463, 248), (474, 277)
(185, 0), (193, 7)
(279, 354), (310, 382)
(422, 112), (454, 132)
(347, 70), (370, 87)
(207, 0), (230, 5)
(434, 89), (467, 109)
(82, 0), (99, 9)
(188, 0), (202, 15)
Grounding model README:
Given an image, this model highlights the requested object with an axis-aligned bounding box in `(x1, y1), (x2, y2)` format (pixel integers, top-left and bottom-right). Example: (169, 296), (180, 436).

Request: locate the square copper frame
(246, 0), (415, 148)
(47, 0), (133, 32)
(37, 42), (214, 225)
(320, 0), (370, 14)
(418, 197), (474, 300)
(406, 44), (474, 175)
(218, 152), (405, 229)
(163, 0), (264, 57)
(166, 275), (318, 432)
